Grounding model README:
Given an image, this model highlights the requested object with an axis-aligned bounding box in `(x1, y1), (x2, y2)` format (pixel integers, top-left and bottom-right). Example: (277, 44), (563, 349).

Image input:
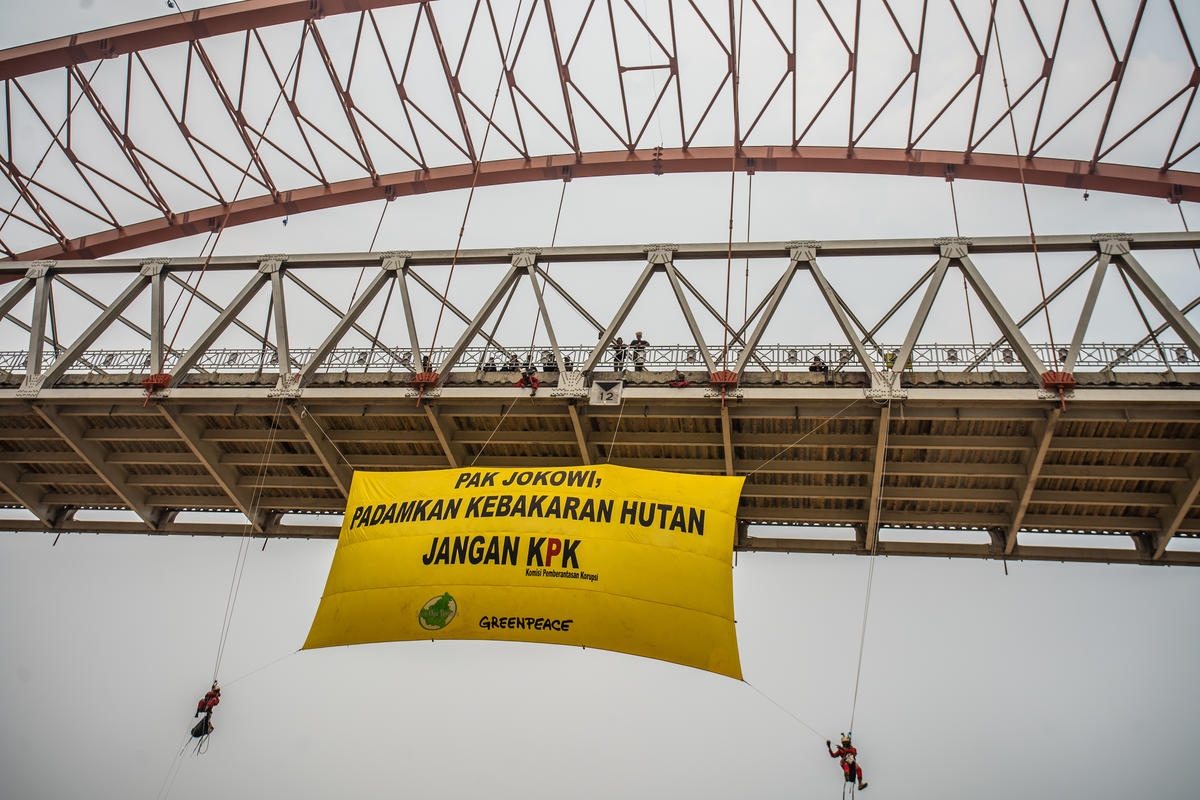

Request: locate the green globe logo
(418, 593), (457, 630)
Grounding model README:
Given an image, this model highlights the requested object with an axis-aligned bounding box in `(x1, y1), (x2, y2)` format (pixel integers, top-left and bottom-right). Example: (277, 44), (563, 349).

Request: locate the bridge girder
(0, 233), (1197, 563)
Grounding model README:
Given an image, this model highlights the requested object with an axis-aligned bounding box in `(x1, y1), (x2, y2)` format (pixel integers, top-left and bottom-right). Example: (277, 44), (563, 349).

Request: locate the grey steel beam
(1063, 254), (1110, 373)
(958, 254), (1048, 380)
(720, 405), (735, 476)
(31, 403), (161, 528)
(166, 272), (274, 352)
(733, 252), (802, 375)
(168, 267), (272, 388)
(2, 518), (1196, 565)
(0, 462), (64, 525)
(1116, 249), (1200, 358)
(404, 270), (517, 361)
(893, 257), (951, 382)
(671, 268), (771, 372)
(1105, 295), (1200, 370)
(14, 232), (1200, 277)
(287, 269), (410, 369)
(425, 404), (466, 468)
(739, 535), (1200, 567)
(966, 256), (1098, 373)
(32, 269), (151, 390)
(395, 258), (423, 369)
(566, 403), (594, 465)
(24, 267), (50, 382)
(294, 259), (402, 388)
(158, 403), (268, 533)
(521, 252), (568, 373)
(661, 257), (717, 373)
(806, 252), (880, 377)
(865, 402), (891, 548)
(288, 403), (352, 497)
(0, 273), (36, 317)
(1154, 451), (1200, 559)
(581, 256), (658, 373)
(1005, 407), (1061, 554)
(435, 262), (523, 381)
(534, 265), (605, 333)
(148, 264), (165, 374)
(268, 264), (292, 384)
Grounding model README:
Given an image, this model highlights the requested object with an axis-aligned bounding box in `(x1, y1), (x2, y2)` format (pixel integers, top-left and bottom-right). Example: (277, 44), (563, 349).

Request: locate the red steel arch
(18, 145), (1200, 261)
(4, 0), (1200, 259)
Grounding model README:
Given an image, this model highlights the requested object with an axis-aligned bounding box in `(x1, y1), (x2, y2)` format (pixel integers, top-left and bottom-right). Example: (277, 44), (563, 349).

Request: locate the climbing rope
(470, 399), (522, 467)
(742, 680), (826, 740)
(524, 180), (570, 365)
(1176, 203), (1200, 275)
(948, 179), (978, 350)
(720, 0), (747, 370)
(0, 60), (104, 243)
(993, 12), (1058, 369)
(211, 396), (287, 681)
(426, 0), (530, 360)
(346, 198), (396, 310)
(745, 398), (863, 476)
(848, 397), (890, 732)
(744, 171), (753, 329)
(153, 729), (195, 800)
(604, 399), (628, 463)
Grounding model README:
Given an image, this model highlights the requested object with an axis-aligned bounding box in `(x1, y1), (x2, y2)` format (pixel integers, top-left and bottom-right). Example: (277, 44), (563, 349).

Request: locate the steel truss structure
(5, 0), (1200, 259)
(0, 231), (1198, 565)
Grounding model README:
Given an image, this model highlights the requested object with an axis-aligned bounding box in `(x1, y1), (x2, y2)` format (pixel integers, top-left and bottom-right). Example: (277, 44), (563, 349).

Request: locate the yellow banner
(303, 465), (745, 679)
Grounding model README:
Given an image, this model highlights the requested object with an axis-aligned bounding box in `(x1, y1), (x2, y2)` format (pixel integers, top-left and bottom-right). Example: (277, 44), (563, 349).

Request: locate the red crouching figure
(195, 682), (221, 718)
(827, 733), (867, 791)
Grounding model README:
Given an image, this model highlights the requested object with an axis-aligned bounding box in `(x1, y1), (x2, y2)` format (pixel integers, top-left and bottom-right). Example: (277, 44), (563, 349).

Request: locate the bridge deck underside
(2, 380), (1198, 566)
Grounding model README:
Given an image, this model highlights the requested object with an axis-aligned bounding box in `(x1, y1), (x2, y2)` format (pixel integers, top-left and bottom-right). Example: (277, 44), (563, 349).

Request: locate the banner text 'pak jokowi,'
(303, 465), (745, 678)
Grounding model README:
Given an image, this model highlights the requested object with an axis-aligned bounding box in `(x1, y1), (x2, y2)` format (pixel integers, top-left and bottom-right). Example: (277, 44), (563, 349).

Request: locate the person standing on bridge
(827, 734), (867, 791)
(612, 337), (627, 372)
(630, 331), (649, 371)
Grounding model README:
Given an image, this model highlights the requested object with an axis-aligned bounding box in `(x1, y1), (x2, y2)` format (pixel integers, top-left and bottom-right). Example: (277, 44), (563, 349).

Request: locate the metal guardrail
(1, 341), (1195, 377)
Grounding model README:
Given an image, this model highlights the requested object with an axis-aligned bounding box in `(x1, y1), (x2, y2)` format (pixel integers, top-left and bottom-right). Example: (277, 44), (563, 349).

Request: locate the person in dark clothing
(483, 357), (498, 372)
(542, 351), (557, 372)
(504, 354), (520, 372)
(612, 337), (627, 372)
(809, 356), (828, 373)
(827, 734), (867, 791)
(630, 331), (649, 371)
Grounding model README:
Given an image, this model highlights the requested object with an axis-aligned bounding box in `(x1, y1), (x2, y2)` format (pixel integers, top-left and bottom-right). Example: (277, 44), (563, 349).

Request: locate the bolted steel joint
(1092, 233), (1132, 255)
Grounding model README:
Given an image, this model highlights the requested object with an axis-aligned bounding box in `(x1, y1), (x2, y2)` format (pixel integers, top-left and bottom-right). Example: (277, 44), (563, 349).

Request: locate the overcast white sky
(1, 1), (1199, 799)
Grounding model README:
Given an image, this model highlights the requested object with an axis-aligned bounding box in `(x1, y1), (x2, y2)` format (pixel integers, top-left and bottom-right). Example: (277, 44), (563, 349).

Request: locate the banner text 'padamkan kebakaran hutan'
(303, 465), (745, 678)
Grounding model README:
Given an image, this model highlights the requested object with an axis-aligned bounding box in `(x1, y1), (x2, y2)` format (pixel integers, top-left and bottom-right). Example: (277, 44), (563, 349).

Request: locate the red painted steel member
(827, 734), (867, 791)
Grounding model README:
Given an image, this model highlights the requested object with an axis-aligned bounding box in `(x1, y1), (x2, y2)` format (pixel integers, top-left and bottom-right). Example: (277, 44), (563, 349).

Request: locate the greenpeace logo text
(479, 615), (574, 632)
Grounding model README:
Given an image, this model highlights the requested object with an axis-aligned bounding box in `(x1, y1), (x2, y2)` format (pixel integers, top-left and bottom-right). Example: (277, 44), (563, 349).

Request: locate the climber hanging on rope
(194, 681), (221, 718)
(190, 682), (221, 740)
(827, 734), (867, 791)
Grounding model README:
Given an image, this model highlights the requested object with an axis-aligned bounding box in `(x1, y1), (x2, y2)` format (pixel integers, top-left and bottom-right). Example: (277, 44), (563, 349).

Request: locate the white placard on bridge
(590, 380), (623, 406)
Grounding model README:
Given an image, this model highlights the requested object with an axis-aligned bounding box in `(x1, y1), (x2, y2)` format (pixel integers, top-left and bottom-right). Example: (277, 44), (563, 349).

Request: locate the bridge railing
(2, 341), (1195, 380)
